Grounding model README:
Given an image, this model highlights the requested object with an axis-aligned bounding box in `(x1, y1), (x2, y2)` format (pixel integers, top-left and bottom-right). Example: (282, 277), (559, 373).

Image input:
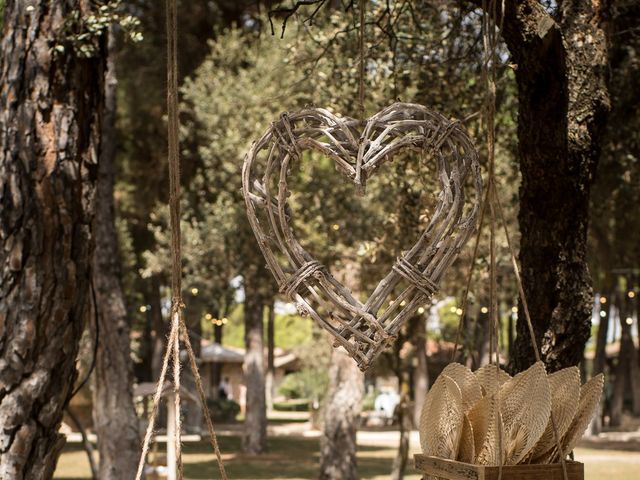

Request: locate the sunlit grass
(54, 436), (640, 480)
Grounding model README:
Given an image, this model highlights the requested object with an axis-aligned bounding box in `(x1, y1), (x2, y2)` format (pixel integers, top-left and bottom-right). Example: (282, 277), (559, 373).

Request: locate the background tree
(481, 0), (611, 372)
(0, 1), (106, 476)
(91, 25), (140, 479)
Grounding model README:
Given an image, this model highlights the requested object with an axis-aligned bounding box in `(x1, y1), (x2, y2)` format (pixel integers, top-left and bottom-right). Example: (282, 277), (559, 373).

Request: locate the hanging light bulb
(417, 306), (425, 314)
(450, 306), (457, 313)
(626, 317), (633, 326)
(511, 306), (518, 314)
(205, 313), (213, 321)
(456, 308), (463, 316)
(599, 296), (607, 304)
(222, 317), (229, 325)
(629, 291), (636, 299)
(191, 287), (199, 295)
(600, 310), (607, 318)
(139, 305), (148, 313)
(480, 306), (489, 314)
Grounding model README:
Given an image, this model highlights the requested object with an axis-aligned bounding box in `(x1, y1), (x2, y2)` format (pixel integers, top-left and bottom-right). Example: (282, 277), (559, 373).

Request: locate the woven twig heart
(242, 103), (481, 370)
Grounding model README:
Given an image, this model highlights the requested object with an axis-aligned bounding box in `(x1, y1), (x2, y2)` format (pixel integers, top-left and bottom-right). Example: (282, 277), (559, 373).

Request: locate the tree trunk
(610, 307), (633, 426)
(150, 275), (167, 380)
(594, 292), (612, 377)
(266, 301), (275, 412)
(390, 393), (411, 480)
(319, 347), (364, 480)
(589, 291), (611, 435)
(410, 316), (428, 428)
(489, 0), (611, 373)
(91, 27), (140, 480)
(242, 266), (267, 454)
(320, 259), (364, 480)
(0, 1), (106, 477)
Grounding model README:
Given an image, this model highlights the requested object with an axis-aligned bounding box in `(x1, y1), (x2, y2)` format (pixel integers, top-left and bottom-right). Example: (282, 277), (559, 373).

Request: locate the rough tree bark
(91, 27), (140, 480)
(479, 0), (611, 372)
(409, 315), (428, 428)
(320, 259), (364, 480)
(319, 347), (364, 480)
(266, 301), (275, 412)
(0, 1), (106, 477)
(242, 265), (268, 454)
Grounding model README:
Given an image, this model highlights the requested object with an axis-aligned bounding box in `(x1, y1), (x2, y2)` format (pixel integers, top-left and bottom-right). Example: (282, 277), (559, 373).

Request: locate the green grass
(54, 437), (640, 480)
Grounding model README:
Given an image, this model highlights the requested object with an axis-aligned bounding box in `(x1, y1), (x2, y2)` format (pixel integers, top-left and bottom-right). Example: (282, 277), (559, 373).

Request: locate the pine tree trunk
(320, 259), (364, 480)
(150, 275), (166, 381)
(0, 1), (106, 477)
(486, 0), (611, 373)
(610, 310), (633, 426)
(242, 266), (267, 454)
(91, 27), (140, 480)
(390, 394), (411, 480)
(319, 347), (363, 480)
(266, 301), (275, 412)
(410, 316), (428, 428)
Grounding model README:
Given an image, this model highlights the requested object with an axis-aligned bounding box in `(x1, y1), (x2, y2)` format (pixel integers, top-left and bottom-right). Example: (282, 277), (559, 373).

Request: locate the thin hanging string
(358, 0), (366, 118)
(451, 184), (490, 362)
(136, 0), (228, 478)
(481, 0), (568, 477)
(482, 0), (502, 475)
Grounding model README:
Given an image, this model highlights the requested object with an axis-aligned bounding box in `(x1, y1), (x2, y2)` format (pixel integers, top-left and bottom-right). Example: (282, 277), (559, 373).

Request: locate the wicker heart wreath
(242, 103), (482, 370)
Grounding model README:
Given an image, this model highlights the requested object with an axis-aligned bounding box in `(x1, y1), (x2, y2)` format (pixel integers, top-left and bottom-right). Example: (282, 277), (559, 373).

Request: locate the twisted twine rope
(135, 1), (228, 478)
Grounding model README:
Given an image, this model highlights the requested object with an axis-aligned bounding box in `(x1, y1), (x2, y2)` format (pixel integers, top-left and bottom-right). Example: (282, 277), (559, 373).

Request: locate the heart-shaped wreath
(242, 103), (482, 370)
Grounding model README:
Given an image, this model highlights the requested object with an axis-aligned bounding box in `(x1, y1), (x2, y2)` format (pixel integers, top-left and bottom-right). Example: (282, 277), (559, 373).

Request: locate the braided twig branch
(242, 102), (481, 370)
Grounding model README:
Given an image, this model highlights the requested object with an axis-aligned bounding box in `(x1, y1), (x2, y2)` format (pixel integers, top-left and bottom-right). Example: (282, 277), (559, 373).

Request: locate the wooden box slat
(414, 455), (584, 480)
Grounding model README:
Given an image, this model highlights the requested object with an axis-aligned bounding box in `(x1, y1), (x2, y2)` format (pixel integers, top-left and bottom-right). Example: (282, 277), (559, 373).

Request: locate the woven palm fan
(528, 367), (581, 461)
(419, 372), (465, 461)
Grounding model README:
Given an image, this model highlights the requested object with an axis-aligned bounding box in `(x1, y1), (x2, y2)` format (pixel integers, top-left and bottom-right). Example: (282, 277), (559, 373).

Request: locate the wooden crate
(414, 454), (584, 480)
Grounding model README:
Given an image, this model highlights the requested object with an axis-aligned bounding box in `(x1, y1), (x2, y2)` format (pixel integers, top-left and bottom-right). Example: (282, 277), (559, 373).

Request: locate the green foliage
(272, 399), (310, 412)
(55, 1), (141, 58)
(361, 389), (379, 412)
(206, 398), (240, 422)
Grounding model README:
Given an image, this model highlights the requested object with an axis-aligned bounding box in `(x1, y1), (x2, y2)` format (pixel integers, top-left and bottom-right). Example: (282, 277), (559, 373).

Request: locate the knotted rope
(450, 2), (569, 478)
(135, 1), (228, 478)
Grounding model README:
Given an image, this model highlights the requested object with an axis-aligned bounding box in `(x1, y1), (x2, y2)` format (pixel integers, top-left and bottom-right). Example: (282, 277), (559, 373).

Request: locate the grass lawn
(54, 435), (640, 480)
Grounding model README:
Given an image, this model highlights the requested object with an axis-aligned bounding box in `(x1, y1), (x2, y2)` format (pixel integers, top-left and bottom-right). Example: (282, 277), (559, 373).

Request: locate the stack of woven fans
(419, 362), (604, 467)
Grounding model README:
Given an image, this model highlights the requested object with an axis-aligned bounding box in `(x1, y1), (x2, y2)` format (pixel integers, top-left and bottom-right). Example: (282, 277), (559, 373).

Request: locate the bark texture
(242, 265), (268, 454)
(409, 316), (428, 428)
(0, 1), (105, 477)
(492, 0), (611, 372)
(91, 28), (140, 480)
(319, 259), (364, 480)
(319, 347), (364, 480)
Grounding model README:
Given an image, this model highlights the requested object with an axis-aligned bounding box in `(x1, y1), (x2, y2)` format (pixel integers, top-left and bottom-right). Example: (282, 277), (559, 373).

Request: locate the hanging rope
(450, 1), (568, 477)
(135, 1), (228, 478)
(358, 0), (366, 118)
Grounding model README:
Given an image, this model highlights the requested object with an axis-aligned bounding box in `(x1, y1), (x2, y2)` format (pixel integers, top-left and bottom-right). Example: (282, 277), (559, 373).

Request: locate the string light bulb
(332, 223), (340, 231)
(205, 313), (213, 321)
(191, 287), (199, 295)
(511, 306), (518, 314)
(417, 306), (425, 314)
(626, 317), (633, 326)
(139, 305), (147, 313)
(480, 306), (489, 314)
(456, 308), (463, 316)
(629, 291), (636, 299)
(600, 296), (607, 304)
(600, 310), (606, 318)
